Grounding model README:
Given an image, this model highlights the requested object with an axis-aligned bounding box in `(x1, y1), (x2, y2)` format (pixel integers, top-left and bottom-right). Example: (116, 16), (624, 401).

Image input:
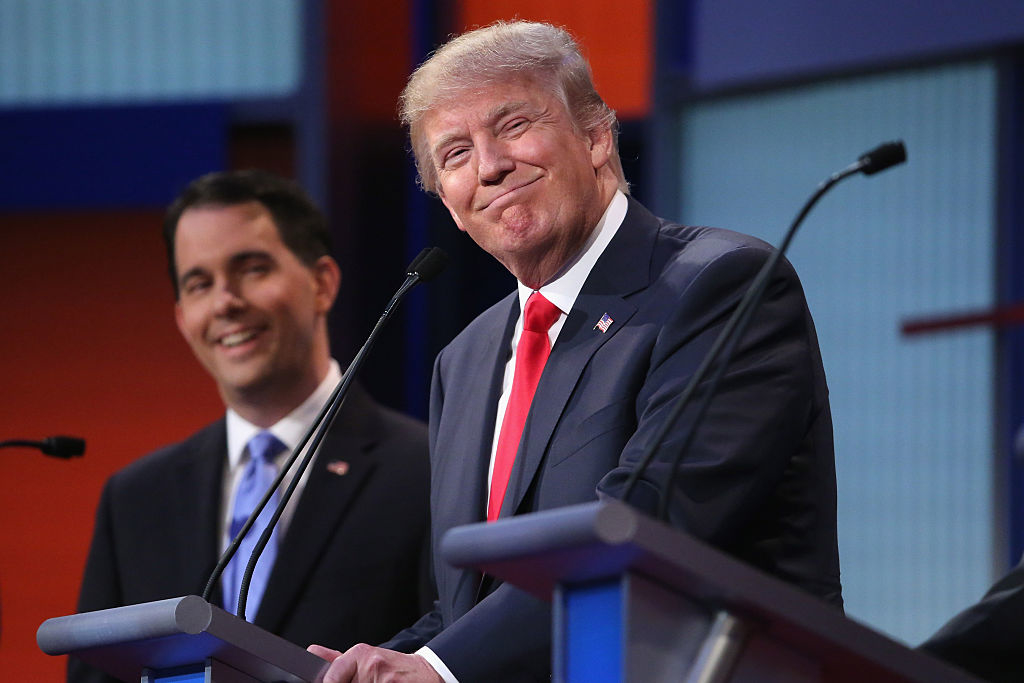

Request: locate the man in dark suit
(918, 558), (1024, 682)
(311, 20), (841, 682)
(69, 170), (432, 683)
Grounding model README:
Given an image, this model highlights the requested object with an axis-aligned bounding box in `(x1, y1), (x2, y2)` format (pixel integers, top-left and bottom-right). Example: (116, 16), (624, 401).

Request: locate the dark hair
(163, 169), (332, 299)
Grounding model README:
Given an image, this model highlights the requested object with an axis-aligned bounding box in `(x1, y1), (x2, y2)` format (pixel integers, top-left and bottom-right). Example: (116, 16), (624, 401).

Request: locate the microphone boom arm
(620, 142), (906, 519)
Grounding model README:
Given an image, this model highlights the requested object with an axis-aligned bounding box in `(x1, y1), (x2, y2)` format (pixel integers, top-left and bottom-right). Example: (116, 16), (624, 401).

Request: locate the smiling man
(310, 20), (842, 683)
(69, 170), (433, 683)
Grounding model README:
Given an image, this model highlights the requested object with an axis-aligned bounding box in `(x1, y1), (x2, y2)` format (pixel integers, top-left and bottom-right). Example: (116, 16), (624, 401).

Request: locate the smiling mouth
(218, 328), (262, 348)
(479, 178), (540, 211)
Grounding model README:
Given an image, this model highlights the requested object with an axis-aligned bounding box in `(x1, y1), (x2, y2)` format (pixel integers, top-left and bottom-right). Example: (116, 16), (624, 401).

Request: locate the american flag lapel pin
(326, 460), (350, 476)
(594, 313), (613, 333)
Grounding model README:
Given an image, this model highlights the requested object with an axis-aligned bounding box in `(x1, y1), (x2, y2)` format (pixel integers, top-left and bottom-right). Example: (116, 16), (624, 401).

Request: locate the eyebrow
(430, 100), (531, 159)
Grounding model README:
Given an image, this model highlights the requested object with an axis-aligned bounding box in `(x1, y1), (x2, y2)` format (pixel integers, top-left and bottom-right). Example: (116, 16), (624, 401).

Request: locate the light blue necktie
(222, 431), (286, 620)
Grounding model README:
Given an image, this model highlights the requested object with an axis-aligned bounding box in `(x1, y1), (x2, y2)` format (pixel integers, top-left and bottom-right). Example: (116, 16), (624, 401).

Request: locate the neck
(225, 356), (331, 428)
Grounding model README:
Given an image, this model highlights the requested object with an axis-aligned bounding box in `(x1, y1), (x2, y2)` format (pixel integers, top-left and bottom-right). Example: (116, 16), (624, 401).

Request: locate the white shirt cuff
(415, 646), (460, 683)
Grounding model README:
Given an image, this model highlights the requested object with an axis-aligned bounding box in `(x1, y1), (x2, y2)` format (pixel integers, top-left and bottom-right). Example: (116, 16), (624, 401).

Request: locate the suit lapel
(435, 296), (519, 620)
(171, 421), (227, 599)
(499, 198), (659, 518)
(254, 387), (378, 632)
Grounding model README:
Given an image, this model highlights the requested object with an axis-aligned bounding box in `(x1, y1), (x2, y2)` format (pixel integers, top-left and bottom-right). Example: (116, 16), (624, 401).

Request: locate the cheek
(175, 306), (205, 342)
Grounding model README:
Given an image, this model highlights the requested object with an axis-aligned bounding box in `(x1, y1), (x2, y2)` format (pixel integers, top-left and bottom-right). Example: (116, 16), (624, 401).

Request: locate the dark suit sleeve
(918, 561), (1024, 682)
(598, 244), (838, 595)
(67, 480), (123, 683)
(428, 586), (551, 683)
(378, 603), (445, 653)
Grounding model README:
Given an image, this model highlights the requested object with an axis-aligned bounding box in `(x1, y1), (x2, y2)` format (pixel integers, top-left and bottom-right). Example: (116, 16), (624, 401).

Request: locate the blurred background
(2, 0), (1024, 679)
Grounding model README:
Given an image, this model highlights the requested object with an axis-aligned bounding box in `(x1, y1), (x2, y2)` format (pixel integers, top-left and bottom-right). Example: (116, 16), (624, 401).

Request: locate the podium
(441, 499), (981, 683)
(37, 595), (327, 682)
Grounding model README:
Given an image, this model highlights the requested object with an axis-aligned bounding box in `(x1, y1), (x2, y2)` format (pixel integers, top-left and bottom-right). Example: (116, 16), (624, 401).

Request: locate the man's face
(173, 202), (335, 410)
(420, 78), (614, 287)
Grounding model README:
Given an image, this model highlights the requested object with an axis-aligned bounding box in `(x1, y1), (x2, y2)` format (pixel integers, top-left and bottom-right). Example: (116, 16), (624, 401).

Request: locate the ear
(587, 124), (614, 171)
(438, 189), (467, 232)
(312, 256), (342, 312)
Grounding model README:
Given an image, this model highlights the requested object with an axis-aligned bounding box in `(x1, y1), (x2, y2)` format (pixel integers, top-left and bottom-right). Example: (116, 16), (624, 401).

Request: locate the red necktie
(488, 292), (561, 522)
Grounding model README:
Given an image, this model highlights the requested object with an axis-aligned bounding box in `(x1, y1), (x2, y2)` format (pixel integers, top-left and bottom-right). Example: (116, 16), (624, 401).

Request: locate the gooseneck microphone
(621, 141), (906, 520)
(202, 247), (448, 619)
(0, 436), (85, 459)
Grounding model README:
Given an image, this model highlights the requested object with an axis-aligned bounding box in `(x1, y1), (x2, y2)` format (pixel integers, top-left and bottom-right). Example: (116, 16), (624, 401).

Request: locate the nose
(476, 138), (515, 185)
(212, 280), (246, 317)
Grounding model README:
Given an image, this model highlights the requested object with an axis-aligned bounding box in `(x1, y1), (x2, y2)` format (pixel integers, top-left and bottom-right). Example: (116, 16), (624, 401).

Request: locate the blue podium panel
(561, 580), (622, 683)
(144, 666), (205, 683)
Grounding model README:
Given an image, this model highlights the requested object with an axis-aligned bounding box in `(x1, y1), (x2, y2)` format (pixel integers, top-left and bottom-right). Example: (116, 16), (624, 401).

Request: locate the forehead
(421, 79), (566, 142)
(174, 202), (284, 266)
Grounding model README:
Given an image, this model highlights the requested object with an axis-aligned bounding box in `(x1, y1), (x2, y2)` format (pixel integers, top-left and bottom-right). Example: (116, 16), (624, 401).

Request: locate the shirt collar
(225, 359), (343, 467)
(516, 190), (628, 314)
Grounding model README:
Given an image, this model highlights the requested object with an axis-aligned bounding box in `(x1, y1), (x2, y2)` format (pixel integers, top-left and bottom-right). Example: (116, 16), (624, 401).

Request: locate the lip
(477, 177), (540, 211)
(212, 325), (267, 352)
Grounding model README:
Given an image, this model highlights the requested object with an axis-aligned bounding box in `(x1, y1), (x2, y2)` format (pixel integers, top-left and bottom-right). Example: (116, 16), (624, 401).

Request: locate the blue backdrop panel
(689, 0), (1024, 91)
(673, 61), (998, 645)
(0, 0), (301, 105)
(0, 104), (226, 209)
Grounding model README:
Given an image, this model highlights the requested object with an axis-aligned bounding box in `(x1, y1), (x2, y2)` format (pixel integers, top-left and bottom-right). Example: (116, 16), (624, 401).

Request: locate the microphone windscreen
(410, 247), (449, 282)
(406, 248), (431, 275)
(859, 141), (907, 175)
(41, 436), (86, 458)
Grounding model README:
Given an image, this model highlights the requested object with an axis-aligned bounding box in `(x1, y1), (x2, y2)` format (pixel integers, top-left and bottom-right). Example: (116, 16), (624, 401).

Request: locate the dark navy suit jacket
(384, 199), (842, 681)
(920, 558), (1024, 682)
(69, 385), (432, 683)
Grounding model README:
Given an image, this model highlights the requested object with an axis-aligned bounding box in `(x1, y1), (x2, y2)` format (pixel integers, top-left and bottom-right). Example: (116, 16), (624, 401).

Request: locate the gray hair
(399, 20), (628, 195)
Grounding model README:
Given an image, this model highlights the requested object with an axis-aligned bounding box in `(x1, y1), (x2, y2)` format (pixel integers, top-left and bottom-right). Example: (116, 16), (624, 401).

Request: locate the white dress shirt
(220, 360), (343, 552)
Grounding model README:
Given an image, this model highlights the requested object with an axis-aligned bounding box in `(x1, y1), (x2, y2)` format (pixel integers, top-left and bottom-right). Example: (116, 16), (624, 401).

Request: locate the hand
(308, 643), (444, 683)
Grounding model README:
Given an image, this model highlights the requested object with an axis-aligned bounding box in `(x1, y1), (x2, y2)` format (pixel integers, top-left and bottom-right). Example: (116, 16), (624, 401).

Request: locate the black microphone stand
(202, 247), (447, 619)
(0, 436), (85, 458)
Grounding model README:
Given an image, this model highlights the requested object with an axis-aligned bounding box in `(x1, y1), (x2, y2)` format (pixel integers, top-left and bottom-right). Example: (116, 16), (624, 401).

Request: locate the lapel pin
(326, 460), (350, 476)
(594, 313), (613, 333)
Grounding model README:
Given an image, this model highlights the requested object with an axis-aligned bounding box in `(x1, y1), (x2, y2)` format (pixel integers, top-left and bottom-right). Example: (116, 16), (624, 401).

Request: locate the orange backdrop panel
(0, 211), (224, 680)
(328, 1), (412, 122)
(457, 0), (653, 119)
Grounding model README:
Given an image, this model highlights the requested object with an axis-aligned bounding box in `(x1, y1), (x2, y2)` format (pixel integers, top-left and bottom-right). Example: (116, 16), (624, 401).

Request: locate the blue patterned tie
(223, 431), (286, 620)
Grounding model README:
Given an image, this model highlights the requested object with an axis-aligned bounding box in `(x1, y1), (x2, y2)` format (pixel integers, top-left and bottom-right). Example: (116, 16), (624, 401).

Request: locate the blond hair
(399, 20), (628, 195)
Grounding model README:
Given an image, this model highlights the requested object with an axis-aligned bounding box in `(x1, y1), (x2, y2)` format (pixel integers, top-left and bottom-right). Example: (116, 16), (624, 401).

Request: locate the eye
(442, 147), (469, 169)
(243, 262), (270, 275)
(237, 256), (273, 277)
(503, 118), (529, 136)
(181, 277), (211, 296)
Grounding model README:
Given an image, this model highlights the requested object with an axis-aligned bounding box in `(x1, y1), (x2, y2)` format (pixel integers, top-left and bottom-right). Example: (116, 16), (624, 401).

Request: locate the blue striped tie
(223, 431), (286, 620)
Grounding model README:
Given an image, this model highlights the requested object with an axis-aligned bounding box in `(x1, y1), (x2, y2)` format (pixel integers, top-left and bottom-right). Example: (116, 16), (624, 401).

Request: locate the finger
(307, 643), (343, 661)
(321, 653), (360, 683)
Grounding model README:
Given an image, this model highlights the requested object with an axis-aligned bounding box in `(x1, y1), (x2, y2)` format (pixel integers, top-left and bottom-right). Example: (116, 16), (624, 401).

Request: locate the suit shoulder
(367, 401), (429, 448)
(106, 420), (224, 491)
(657, 220), (773, 261)
(652, 220), (798, 287)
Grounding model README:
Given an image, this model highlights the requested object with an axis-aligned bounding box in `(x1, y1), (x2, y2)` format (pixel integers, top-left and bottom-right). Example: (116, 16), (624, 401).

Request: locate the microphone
(0, 436), (85, 459)
(202, 247), (448, 619)
(621, 141), (907, 519)
(857, 141), (907, 175)
(406, 247), (448, 281)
